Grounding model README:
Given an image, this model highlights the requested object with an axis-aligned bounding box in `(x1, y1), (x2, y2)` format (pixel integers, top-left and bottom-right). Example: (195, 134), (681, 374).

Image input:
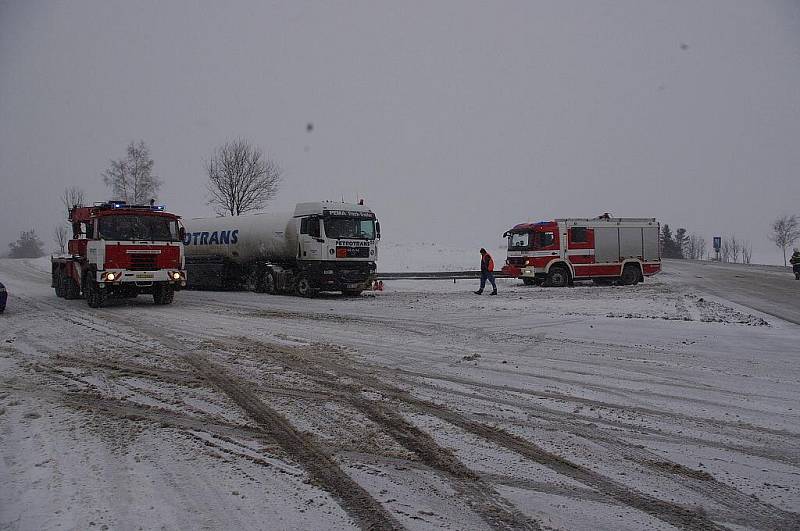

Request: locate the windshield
(323, 217), (376, 240)
(508, 231), (533, 250)
(98, 215), (179, 241)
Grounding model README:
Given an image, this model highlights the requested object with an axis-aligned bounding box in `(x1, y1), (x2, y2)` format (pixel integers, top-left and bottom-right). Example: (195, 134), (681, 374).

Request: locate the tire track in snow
(213, 338), (542, 531)
(182, 351), (402, 531)
(227, 338), (725, 531)
(395, 369), (799, 438)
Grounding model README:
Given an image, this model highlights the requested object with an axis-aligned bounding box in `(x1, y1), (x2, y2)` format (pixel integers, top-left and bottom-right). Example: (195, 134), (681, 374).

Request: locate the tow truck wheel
(54, 270), (67, 298)
(295, 275), (317, 298)
(522, 277), (535, 286)
(546, 266), (570, 288)
(85, 279), (105, 308)
(620, 265), (640, 286)
(153, 284), (175, 305)
(64, 276), (81, 300)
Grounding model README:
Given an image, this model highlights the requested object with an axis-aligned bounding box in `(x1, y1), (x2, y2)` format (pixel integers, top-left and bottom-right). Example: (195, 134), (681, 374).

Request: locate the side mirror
(179, 226), (186, 241)
(376, 221), (381, 240)
(502, 231), (510, 238)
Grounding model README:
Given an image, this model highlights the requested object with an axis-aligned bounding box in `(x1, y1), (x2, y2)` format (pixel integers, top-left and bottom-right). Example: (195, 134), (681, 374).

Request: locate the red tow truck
(502, 217), (661, 286)
(51, 201), (187, 307)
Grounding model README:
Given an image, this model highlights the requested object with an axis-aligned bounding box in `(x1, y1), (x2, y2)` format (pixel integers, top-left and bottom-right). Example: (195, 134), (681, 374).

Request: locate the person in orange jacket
(474, 248), (497, 295)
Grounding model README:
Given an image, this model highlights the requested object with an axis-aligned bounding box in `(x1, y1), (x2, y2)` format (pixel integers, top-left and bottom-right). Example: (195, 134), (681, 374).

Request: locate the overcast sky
(1, 1), (799, 263)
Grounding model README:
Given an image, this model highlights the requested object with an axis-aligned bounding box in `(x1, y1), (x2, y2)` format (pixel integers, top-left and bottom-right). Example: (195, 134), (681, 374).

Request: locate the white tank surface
(183, 211), (299, 263)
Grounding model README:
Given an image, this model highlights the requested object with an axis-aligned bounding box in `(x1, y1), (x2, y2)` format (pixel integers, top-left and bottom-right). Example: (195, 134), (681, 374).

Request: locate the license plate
(135, 273), (154, 279)
(346, 283), (361, 289)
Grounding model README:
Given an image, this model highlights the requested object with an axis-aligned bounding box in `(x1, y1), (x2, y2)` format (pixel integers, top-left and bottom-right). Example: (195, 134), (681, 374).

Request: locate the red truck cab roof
(508, 221), (556, 233)
(69, 202), (180, 223)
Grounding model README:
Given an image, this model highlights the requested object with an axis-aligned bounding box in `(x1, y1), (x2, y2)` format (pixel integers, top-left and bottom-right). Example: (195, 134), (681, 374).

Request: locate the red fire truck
(502, 217), (661, 287)
(51, 201), (187, 307)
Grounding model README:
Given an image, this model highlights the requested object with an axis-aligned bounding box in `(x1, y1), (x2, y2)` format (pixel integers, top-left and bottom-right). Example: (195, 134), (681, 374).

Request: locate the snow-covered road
(664, 259), (800, 325)
(1, 258), (798, 530)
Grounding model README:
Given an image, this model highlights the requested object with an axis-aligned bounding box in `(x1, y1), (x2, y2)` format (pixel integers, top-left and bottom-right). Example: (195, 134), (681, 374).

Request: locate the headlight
(106, 272), (116, 281)
(172, 272), (182, 280)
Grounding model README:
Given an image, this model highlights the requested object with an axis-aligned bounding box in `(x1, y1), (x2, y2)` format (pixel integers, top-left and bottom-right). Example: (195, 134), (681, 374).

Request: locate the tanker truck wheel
(245, 270), (266, 293)
(264, 271), (278, 294)
(295, 275), (317, 298)
(153, 284), (175, 305)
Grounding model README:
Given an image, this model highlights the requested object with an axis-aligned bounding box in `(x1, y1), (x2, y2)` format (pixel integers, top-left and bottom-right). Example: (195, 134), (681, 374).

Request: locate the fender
(544, 260), (574, 278)
(619, 259), (644, 277)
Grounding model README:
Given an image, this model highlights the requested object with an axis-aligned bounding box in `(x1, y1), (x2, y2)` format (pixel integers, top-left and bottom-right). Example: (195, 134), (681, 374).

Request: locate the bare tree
(696, 236), (706, 261)
(729, 235), (740, 263)
(8, 230), (44, 258)
(61, 186), (85, 214)
(206, 138), (282, 216)
(53, 225), (68, 254)
(102, 140), (161, 204)
(720, 238), (731, 263)
(769, 215), (800, 266)
(685, 234), (705, 260)
(742, 241), (752, 264)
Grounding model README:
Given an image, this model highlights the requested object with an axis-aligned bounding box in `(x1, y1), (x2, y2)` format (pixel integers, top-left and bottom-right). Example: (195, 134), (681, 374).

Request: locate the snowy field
(1, 255), (799, 530)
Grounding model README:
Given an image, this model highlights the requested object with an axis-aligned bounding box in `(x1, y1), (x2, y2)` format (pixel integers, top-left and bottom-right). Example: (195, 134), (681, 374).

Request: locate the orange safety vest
(484, 253), (494, 272)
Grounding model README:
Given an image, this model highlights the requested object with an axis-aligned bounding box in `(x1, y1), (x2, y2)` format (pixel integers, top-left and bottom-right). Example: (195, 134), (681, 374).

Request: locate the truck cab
(52, 201), (187, 307)
(293, 202), (379, 296)
(501, 222), (557, 285)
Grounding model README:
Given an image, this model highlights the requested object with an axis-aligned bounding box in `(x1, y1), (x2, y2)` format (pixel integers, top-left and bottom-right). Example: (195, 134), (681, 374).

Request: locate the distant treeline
(660, 224), (752, 264)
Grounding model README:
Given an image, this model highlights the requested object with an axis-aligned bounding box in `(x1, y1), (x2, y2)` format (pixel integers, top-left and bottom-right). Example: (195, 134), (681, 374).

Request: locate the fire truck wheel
(85, 279), (106, 308)
(546, 266), (570, 288)
(64, 277), (81, 300)
(620, 265), (641, 286)
(153, 284), (175, 305)
(295, 275), (317, 298)
(54, 271), (67, 298)
(522, 278), (535, 286)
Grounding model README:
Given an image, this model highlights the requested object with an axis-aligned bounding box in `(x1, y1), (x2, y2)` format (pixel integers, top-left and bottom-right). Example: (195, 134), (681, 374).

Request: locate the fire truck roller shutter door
(619, 228), (644, 259)
(643, 227), (660, 261)
(594, 228), (619, 263)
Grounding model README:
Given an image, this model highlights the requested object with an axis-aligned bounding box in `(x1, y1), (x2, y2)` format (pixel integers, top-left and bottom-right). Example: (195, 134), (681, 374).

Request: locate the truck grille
(507, 257), (526, 266)
(129, 253), (158, 271)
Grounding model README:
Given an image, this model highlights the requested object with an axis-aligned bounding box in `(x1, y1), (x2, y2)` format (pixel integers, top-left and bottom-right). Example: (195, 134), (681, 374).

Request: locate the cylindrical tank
(182, 212), (298, 263)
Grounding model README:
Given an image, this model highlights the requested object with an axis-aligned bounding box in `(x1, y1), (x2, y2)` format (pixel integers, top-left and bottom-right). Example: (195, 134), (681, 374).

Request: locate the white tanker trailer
(182, 201), (379, 297)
